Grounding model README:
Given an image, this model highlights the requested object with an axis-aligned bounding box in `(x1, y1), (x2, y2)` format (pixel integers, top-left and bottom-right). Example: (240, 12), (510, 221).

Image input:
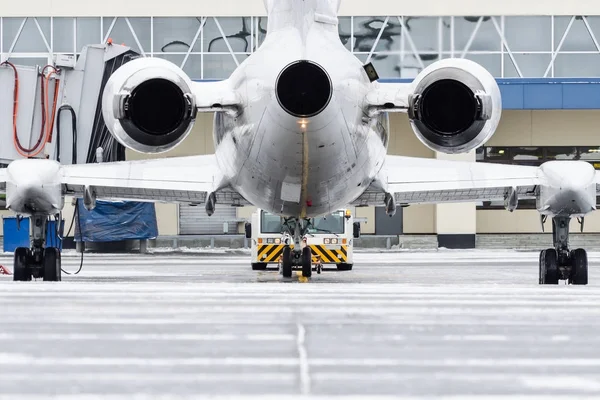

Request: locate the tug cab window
(260, 210), (346, 234)
(308, 210), (345, 234)
(260, 211), (283, 233)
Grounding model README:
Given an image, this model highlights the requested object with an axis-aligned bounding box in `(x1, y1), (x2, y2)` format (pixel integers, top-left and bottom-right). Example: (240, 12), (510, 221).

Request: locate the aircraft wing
(353, 155), (540, 206)
(60, 155), (249, 205)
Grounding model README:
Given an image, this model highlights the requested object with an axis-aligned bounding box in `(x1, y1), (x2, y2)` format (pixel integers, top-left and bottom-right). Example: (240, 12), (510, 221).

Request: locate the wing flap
(353, 156), (540, 206)
(60, 155), (249, 205)
(63, 186), (246, 205)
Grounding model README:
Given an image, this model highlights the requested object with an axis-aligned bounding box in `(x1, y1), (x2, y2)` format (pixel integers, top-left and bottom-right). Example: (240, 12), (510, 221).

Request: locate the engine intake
(102, 57), (197, 154)
(408, 59), (500, 154)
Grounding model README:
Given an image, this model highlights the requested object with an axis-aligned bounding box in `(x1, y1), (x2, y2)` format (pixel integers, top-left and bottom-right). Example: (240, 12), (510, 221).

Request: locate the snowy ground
(0, 251), (600, 399)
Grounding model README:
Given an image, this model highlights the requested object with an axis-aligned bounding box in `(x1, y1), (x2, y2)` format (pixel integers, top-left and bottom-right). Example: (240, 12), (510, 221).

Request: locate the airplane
(0, 0), (597, 284)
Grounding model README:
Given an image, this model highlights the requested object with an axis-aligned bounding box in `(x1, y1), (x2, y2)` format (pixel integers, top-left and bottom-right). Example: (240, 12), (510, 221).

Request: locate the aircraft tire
(282, 246), (293, 278)
(540, 248), (559, 285)
(570, 248), (588, 285)
(301, 247), (312, 278)
(43, 248), (61, 282)
(13, 247), (31, 282)
(538, 250), (545, 284)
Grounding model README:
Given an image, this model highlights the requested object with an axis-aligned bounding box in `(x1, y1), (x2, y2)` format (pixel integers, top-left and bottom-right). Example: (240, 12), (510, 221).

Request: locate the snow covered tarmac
(1, 250), (600, 399)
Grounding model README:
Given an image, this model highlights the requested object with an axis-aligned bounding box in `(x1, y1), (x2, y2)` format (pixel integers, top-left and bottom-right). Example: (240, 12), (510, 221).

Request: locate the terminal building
(2, 0), (600, 248)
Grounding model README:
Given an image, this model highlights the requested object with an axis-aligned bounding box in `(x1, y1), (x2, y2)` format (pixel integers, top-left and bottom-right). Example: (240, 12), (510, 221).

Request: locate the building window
(476, 146), (600, 210)
(3, 15), (600, 80)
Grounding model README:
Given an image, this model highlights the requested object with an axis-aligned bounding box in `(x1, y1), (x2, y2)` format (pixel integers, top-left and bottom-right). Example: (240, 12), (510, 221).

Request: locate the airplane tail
(263, 0), (340, 14)
(263, 0), (341, 34)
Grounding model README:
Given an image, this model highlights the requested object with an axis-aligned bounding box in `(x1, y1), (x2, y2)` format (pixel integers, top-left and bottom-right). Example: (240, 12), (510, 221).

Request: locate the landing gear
(538, 216), (587, 285)
(13, 215), (61, 282)
(279, 218), (314, 278)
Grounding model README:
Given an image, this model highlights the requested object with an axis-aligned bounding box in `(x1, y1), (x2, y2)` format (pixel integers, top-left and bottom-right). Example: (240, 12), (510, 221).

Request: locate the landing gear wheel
(337, 263), (353, 271)
(251, 263), (267, 270)
(570, 248), (588, 285)
(301, 247), (312, 278)
(540, 248), (559, 285)
(43, 247), (61, 282)
(538, 250), (546, 284)
(13, 247), (31, 282)
(282, 246), (292, 278)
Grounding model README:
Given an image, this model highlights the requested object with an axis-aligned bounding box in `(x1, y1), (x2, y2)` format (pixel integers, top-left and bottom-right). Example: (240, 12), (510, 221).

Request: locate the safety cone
(0, 265), (11, 275)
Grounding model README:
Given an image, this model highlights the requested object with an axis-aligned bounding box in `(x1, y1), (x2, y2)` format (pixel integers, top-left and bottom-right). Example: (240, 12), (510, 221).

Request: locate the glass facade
(3, 16), (600, 79)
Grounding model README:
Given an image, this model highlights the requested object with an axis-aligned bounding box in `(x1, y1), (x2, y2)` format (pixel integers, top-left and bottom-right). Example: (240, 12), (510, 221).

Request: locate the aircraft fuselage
(212, 5), (388, 218)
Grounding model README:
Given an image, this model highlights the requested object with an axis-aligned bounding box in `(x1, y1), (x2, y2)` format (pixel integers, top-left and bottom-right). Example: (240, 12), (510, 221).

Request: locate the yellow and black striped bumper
(257, 244), (285, 263)
(309, 244), (348, 263)
(256, 244), (348, 264)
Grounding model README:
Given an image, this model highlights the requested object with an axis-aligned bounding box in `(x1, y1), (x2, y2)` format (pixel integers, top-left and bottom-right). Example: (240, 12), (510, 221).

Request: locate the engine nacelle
(101, 57), (197, 154)
(408, 58), (501, 154)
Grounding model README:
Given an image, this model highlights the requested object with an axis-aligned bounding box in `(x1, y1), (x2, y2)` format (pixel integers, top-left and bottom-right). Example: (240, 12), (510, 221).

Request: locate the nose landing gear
(279, 246), (313, 278)
(279, 217), (313, 279)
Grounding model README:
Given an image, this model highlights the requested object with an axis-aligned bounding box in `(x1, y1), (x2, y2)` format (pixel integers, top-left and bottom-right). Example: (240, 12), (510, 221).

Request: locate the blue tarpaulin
(46, 219), (65, 250)
(74, 200), (158, 242)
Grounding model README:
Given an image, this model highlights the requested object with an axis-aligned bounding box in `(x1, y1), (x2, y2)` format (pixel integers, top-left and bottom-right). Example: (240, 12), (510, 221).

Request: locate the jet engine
(101, 57), (197, 154)
(408, 58), (501, 154)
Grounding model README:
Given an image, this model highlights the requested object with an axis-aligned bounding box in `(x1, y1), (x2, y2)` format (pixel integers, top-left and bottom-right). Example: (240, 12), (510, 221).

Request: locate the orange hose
(46, 73), (61, 142)
(11, 65), (60, 159)
(0, 61), (28, 158)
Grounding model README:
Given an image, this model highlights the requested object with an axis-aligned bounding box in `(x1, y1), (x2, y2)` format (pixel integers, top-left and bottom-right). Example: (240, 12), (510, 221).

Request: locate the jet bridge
(0, 43), (138, 166)
(0, 44), (159, 269)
